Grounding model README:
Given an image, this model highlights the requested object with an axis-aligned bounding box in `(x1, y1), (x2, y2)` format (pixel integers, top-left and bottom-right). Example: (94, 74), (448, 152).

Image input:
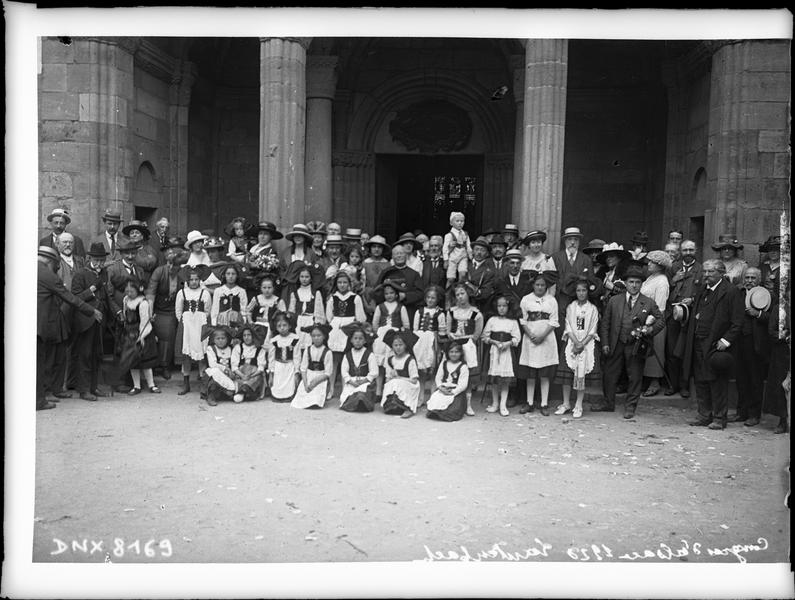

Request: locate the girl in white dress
(292, 324), (334, 409)
(175, 268), (212, 396)
(518, 273), (559, 415)
(447, 283), (484, 416)
(339, 326), (379, 412)
(268, 312), (301, 402)
(426, 342), (470, 422)
(246, 273), (285, 348)
(326, 272), (367, 397)
(231, 324), (267, 402)
(556, 278), (600, 419)
(412, 286), (447, 405)
(211, 264), (248, 329)
(286, 267), (325, 350)
(381, 330), (421, 419)
(371, 281), (410, 395)
(482, 295), (521, 416)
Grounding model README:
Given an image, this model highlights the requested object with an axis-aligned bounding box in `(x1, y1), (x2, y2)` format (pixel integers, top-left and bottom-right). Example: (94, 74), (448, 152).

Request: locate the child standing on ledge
(443, 211), (472, 286)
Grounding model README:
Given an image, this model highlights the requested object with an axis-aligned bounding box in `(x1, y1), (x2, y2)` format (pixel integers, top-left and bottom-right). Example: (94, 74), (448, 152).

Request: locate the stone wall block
(39, 171), (73, 198)
(741, 102), (789, 131)
(133, 111), (158, 141)
(41, 37), (75, 64)
(40, 64), (67, 92)
(758, 130), (790, 153)
(39, 92), (79, 120)
(746, 41), (791, 72)
(136, 88), (168, 121)
(740, 72), (792, 102)
(773, 153), (790, 179)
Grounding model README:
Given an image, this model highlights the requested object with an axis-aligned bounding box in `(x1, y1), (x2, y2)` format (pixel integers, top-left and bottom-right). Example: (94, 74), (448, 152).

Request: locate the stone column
(168, 60), (196, 236)
(510, 55), (525, 218)
(515, 39), (568, 251)
(332, 151), (375, 232)
(305, 56), (338, 223)
(259, 37), (310, 229)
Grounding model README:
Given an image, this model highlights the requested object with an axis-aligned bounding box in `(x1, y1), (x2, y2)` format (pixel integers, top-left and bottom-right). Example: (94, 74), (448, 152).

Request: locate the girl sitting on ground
(339, 325), (379, 412)
(268, 312), (302, 402)
(426, 341), (470, 422)
(204, 325), (237, 406)
(231, 324), (268, 402)
(381, 329), (421, 419)
(292, 324), (334, 409)
(446, 283), (484, 416)
(481, 295), (521, 416)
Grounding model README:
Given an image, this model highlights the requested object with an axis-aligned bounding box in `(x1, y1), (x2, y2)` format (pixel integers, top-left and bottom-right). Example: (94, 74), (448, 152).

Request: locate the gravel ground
(33, 379), (789, 566)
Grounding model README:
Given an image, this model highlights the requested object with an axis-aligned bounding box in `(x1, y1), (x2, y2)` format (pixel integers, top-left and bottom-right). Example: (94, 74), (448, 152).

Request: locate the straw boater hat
(583, 238), (607, 255)
(470, 236), (492, 252)
(101, 209), (122, 223)
(630, 231), (649, 246)
(505, 248), (524, 261)
(745, 286), (772, 312)
(711, 233), (743, 251)
(596, 242), (632, 265)
(121, 220), (151, 240)
(325, 234), (345, 247)
(502, 224), (520, 236)
(521, 230), (547, 245)
(184, 230), (209, 250)
(364, 234), (389, 250)
(561, 226), (584, 239)
(672, 302), (690, 324)
(645, 249), (673, 271)
(306, 221), (327, 237)
(393, 232), (423, 251)
(86, 242), (110, 257)
(38, 246), (61, 261)
(759, 235), (781, 253)
(254, 221), (283, 240)
(46, 208), (71, 224)
(284, 223), (314, 243)
(343, 227), (363, 241)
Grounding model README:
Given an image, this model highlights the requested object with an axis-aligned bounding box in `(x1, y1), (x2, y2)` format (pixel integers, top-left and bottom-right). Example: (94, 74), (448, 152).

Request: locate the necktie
(110, 234), (116, 256)
(568, 251), (575, 266)
(512, 276), (517, 287)
(629, 296), (635, 311)
(432, 260), (438, 269)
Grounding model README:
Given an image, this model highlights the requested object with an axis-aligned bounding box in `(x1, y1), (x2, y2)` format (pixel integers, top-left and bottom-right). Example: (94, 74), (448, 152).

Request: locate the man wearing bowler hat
(41, 207), (86, 259)
(683, 259), (744, 430)
(92, 208), (125, 263)
(70, 242), (112, 401)
(489, 234), (509, 278)
(37, 246), (103, 410)
(731, 267), (772, 427)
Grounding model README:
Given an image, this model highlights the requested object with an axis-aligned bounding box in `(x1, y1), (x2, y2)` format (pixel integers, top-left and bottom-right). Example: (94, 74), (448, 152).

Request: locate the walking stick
(648, 340), (675, 391)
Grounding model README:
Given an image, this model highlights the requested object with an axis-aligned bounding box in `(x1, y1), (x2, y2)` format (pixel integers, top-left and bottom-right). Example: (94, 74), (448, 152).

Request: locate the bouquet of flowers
(630, 314), (655, 358)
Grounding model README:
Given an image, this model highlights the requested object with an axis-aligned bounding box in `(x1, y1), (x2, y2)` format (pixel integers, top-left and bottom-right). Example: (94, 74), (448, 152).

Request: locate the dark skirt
(515, 363), (557, 380)
(382, 393), (409, 415)
(153, 311), (177, 366)
(118, 333), (159, 372)
(426, 392), (467, 422)
(763, 340), (790, 418)
(341, 390), (376, 412)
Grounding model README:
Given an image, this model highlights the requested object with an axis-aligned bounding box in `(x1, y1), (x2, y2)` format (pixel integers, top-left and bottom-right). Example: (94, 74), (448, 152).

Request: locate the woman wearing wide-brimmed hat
(596, 242), (632, 305)
(393, 232), (424, 276)
(629, 231), (649, 261)
(280, 224), (325, 302)
(520, 230), (556, 283)
(123, 220), (162, 287)
(362, 235), (391, 313)
(640, 250), (673, 397)
(248, 221), (282, 277)
(306, 221), (327, 258)
(759, 234), (782, 302)
(184, 230), (211, 267)
(711, 233), (747, 286)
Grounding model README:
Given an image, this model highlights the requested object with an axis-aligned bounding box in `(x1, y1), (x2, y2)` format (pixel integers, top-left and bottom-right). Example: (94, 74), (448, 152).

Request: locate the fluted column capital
(307, 56), (339, 100)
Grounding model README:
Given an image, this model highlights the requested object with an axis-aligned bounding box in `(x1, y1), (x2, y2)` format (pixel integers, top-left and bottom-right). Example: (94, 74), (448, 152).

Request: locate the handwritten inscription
(51, 538), (173, 559)
(423, 537), (769, 564)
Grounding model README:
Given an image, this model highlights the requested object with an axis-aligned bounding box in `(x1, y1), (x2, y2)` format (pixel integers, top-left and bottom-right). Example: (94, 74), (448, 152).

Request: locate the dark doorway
(376, 154), (484, 243)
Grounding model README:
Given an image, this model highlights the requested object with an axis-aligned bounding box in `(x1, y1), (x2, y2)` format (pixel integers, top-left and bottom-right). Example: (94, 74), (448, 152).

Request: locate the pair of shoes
(37, 402), (56, 411)
(590, 404), (615, 412)
(486, 405), (498, 413)
(500, 407), (509, 417)
(774, 419), (789, 434)
(663, 388), (676, 396)
(689, 418), (711, 427)
(79, 392), (97, 402)
(128, 388), (141, 396)
(233, 393), (244, 403)
(728, 413), (747, 423)
(680, 389), (690, 398)
(623, 410), (635, 419)
(116, 385), (132, 394)
(52, 391), (72, 399)
(400, 409), (413, 419)
(149, 386), (161, 394)
(743, 417), (760, 427)
(642, 387), (659, 397)
(572, 407), (583, 419)
(519, 404), (533, 414)
(708, 421), (726, 430)
(539, 406), (549, 416)
(91, 388), (107, 398)
(554, 405), (571, 416)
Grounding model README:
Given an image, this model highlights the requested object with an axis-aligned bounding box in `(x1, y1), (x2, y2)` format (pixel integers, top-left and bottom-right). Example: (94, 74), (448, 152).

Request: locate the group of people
(36, 207), (790, 433)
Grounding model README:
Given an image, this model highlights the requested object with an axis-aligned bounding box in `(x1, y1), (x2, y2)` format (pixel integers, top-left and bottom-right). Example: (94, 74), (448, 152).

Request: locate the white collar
(708, 279), (722, 292)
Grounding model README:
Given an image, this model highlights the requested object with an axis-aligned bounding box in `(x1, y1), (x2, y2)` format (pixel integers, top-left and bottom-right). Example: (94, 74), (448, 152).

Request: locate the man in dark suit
(105, 239), (146, 318)
(551, 227), (593, 337)
(70, 243), (111, 401)
(38, 246), (103, 410)
(732, 267), (771, 427)
(489, 235), (510, 279)
(462, 236), (496, 315)
(683, 259), (744, 430)
(40, 207), (86, 259)
(92, 208), (126, 263)
(593, 263), (665, 419)
(420, 235), (446, 291)
(664, 239), (703, 397)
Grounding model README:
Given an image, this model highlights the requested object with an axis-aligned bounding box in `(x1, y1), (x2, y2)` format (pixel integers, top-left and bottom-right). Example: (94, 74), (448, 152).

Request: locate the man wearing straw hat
(40, 207), (86, 259)
(37, 246), (104, 410)
(551, 226), (592, 333)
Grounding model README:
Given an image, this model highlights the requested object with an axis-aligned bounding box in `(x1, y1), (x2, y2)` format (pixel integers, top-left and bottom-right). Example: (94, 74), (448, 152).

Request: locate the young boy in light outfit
(443, 211), (472, 285)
